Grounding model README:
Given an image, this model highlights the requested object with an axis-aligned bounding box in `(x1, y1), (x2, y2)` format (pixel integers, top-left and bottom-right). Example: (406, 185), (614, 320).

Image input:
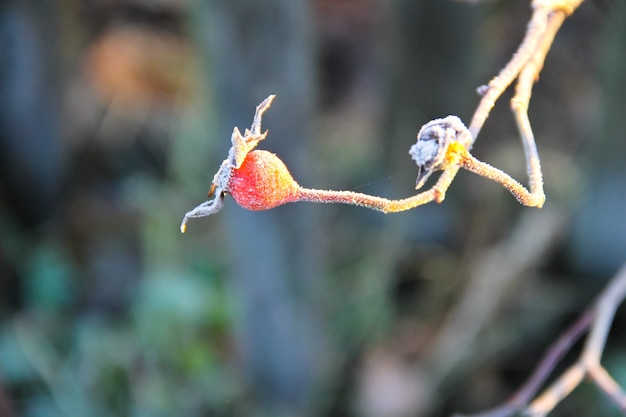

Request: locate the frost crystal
(409, 135), (440, 167)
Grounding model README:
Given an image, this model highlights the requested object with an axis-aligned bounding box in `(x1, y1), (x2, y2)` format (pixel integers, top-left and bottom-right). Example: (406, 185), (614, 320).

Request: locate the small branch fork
(301, 0), (586, 212)
(456, 262), (626, 417)
(435, 0), (582, 209)
(301, 0), (585, 213)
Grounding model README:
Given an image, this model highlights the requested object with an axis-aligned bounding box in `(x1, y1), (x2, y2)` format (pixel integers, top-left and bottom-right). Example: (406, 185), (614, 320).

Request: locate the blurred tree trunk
(569, 1), (626, 276)
(377, 0), (482, 245)
(0, 1), (63, 228)
(385, 0), (480, 167)
(192, 1), (323, 416)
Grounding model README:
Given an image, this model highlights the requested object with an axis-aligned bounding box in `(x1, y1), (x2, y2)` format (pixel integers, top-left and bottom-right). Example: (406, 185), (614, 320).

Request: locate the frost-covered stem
(295, 186), (445, 213)
(468, 0), (582, 143)
(468, 9), (548, 141)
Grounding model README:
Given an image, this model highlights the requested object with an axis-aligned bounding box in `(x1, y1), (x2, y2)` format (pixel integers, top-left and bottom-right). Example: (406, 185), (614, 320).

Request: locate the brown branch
(454, 308), (593, 417)
(458, 262), (626, 417)
(525, 263), (626, 416)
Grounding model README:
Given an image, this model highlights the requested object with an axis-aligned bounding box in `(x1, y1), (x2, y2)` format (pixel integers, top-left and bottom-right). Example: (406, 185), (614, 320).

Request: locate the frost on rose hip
(228, 150), (300, 210)
(180, 95), (294, 233)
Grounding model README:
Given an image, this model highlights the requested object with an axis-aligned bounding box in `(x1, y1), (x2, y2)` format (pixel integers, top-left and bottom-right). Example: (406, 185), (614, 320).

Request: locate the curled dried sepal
(180, 95), (276, 233)
(229, 95), (275, 168)
(180, 196), (224, 233)
(409, 116), (472, 189)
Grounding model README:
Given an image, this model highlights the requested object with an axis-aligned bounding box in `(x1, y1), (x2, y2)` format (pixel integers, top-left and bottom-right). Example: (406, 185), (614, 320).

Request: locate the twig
(454, 308), (593, 417)
(525, 263), (626, 416)
(510, 9), (567, 208)
(413, 0), (582, 210)
(457, 262), (626, 417)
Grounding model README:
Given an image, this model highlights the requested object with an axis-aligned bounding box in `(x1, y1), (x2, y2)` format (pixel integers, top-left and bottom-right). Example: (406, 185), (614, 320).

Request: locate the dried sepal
(180, 95), (276, 232)
(227, 94), (275, 169)
(225, 94), (275, 167)
(180, 196), (224, 233)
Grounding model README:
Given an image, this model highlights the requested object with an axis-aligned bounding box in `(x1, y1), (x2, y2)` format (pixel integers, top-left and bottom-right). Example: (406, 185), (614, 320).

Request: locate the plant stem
(295, 186), (440, 213)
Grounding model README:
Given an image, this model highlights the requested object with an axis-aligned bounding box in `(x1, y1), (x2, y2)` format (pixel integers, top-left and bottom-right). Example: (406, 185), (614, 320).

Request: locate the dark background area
(0, 0), (625, 416)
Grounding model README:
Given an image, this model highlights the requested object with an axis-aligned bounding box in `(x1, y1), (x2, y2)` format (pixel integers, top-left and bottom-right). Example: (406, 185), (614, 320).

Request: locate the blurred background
(0, 0), (625, 416)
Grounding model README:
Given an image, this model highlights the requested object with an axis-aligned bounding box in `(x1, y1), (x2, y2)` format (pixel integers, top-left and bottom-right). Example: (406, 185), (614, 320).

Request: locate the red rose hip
(227, 150), (301, 210)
